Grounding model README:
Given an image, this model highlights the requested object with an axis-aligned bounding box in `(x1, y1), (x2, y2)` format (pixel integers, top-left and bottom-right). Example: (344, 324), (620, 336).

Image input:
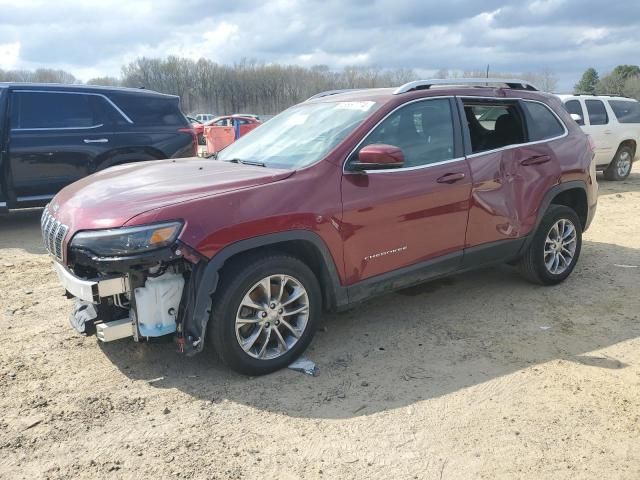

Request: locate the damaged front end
(45, 213), (212, 354)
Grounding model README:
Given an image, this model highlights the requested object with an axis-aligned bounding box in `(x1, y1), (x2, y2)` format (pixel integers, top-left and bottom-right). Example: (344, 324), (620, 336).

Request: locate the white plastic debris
(288, 357), (317, 376)
(539, 325), (552, 330)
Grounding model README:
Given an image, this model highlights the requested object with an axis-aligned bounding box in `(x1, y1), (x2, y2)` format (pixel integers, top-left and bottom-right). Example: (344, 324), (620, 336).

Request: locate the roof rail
(393, 78), (539, 95)
(306, 89), (363, 101)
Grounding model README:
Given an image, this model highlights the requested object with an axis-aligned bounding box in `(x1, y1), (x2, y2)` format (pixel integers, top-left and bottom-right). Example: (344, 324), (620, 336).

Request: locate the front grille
(41, 207), (69, 261)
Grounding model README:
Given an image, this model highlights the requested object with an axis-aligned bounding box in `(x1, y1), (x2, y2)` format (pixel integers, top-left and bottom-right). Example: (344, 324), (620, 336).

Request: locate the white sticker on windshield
(284, 113), (309, 126)
(335, 101), (375, 112)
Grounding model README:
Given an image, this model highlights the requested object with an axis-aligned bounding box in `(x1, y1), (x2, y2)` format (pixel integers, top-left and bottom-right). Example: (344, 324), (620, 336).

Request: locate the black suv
(0, 83), (196, 211)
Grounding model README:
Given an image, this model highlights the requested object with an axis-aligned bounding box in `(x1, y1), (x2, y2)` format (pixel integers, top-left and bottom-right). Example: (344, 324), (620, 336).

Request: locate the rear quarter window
(522, 101), (565, 141)
(116, 95), (187, 127)
(608, 100), (640, 124)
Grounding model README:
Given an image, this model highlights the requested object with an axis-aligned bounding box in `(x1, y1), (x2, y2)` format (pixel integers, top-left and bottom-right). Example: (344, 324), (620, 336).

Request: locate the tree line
(574, 65), (640, 99)
(2, 59), (639, 115)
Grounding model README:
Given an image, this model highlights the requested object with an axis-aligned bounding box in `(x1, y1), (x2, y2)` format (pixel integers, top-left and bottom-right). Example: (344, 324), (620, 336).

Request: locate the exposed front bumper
(52, 261), (130, 303)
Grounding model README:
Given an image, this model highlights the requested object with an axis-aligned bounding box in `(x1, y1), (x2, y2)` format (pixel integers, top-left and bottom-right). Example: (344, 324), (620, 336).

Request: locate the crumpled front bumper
(52, 261), (129, 304)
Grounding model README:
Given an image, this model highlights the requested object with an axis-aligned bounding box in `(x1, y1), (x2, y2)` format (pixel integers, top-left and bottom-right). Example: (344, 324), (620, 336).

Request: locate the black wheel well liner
(183, 231), (346, 355)
(618, 139), (637, 157)
(549, 186), (588, 230)
(521, 180), (589, 252)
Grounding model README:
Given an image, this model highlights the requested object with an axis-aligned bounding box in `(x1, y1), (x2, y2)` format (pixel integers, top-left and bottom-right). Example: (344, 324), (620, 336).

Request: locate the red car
(202, 115), (261, 154)
(43, 78), (597, 375)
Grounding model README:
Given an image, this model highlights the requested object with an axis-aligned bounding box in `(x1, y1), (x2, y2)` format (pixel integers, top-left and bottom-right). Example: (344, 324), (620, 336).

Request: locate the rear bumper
(53, 261), (129, 303)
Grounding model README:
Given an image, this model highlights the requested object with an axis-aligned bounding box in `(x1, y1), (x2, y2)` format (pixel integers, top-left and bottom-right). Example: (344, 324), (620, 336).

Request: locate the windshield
(217, 100), (380, 169)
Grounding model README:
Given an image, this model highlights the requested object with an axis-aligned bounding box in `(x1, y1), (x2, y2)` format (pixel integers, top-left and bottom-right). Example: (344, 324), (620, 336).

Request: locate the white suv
(557, 94), (640, 180)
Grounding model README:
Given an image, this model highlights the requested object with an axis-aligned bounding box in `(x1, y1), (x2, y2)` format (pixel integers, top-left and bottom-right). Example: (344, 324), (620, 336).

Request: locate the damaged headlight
(70, 222), (183, 256)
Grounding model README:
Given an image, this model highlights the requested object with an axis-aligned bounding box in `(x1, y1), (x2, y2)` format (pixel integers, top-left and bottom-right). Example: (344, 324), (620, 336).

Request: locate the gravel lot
(1, 171), (639, 480)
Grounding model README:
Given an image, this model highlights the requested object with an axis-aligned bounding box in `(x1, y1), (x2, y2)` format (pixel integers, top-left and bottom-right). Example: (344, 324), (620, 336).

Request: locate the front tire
(207, 254), (321, 375)
(518, 205), (582, 285)
(604, 145), (633, 181)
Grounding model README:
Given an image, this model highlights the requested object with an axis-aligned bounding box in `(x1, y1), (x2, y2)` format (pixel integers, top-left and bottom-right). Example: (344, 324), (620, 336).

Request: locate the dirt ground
(1, 171), (639, 480)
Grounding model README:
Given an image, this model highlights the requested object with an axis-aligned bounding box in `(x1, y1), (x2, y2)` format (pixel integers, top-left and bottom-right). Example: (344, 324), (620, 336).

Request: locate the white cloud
(0, 42), (20, 69)
(0, 0), (638, 90)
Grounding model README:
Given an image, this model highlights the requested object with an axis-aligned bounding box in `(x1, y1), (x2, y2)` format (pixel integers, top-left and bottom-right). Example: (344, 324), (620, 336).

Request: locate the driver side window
(357, 98), (455, 168)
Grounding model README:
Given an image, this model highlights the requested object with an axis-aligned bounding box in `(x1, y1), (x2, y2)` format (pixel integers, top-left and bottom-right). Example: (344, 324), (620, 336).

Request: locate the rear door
(461, 97), (564, 261)
(582, 99), (615, 167)
(341, 97), (471, 285)
(8, 90), (112, 204)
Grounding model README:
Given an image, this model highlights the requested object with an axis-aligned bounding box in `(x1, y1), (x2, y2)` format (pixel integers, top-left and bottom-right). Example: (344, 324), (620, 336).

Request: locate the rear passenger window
(11, 91), (96, 129)
(117, 96), (185, 126)
(523, 101), (565, 141)
(564, 100), (585, 125)
(609, 100), (640, 124)
(585, 100), (609, 125)
(462, 101), (525, 153)
(358, 98), (455, 168)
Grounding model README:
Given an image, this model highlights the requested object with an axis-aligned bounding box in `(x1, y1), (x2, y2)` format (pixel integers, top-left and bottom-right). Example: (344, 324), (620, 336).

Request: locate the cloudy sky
(0, 0), (637, 90)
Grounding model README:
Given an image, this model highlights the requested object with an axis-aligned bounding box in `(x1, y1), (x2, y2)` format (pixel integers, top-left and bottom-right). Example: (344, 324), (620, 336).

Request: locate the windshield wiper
(227, 158), (266, 167)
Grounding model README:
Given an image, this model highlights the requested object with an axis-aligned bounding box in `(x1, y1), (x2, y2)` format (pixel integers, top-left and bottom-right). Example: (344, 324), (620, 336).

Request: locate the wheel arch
(618, 139), (637, 159)
(549, 187), (588, 230)
(182, 231), (347, 355)
(521, 181), (589, 253)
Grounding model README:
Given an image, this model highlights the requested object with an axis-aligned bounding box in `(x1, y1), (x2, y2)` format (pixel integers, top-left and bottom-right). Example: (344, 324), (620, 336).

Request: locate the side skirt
(341, 238), (527, 309)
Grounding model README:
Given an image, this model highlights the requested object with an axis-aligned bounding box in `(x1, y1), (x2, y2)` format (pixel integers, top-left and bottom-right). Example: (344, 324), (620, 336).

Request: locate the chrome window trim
(13, 123), (104, 132)
(343, 95), (570, 174)
(11, 89), (134, 130)
(362, 157), (466, 174)
(17, 194), (55, 202)
(343, 95), (459, 175)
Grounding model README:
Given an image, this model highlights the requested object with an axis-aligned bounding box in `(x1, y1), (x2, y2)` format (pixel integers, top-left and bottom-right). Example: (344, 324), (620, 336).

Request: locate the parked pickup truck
(0, 83), (196, 211)
(44, 78), (597, 376)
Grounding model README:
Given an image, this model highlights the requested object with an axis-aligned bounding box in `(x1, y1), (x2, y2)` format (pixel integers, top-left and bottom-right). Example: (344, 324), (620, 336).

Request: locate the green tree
(611, 64), (640, 80)
(574, 68), (599, 94)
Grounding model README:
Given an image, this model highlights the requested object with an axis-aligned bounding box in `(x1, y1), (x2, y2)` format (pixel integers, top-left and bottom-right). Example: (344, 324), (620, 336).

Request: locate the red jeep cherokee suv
(43, 78), (597, 375)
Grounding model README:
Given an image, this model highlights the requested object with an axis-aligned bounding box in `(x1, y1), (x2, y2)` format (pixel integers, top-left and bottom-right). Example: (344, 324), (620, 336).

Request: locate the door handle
(603, 130), (613, 135)
(520, 155), (551, 166)
(436, 172), (466, 184)
(83, 138), (109, 144)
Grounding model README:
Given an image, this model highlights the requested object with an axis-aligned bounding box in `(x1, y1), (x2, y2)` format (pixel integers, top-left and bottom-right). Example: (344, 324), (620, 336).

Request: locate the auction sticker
(335, 101), (375, 111)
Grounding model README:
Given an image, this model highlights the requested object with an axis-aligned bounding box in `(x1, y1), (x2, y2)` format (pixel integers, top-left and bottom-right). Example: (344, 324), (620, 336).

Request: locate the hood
(51, 158), (293, 231)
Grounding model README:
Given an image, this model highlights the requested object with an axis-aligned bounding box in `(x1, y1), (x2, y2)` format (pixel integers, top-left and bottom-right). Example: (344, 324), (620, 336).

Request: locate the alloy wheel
(617, 150), (632, 177)
(235, 274), (310, 360)
(544, 218), (577, 275)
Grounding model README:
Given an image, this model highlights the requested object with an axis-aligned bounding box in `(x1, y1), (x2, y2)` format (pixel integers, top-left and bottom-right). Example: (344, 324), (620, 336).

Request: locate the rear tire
(518, 205), (582, 285)
(604, 145), (633, 181)
(207, 253), (321, 376)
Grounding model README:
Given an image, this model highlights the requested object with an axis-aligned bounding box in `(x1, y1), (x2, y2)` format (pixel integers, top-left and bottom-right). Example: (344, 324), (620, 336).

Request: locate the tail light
(178, 127), (198, 156)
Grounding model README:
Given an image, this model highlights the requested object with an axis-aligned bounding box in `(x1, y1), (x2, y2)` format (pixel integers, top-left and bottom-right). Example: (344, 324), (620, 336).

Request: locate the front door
(341, 97), (471, 285)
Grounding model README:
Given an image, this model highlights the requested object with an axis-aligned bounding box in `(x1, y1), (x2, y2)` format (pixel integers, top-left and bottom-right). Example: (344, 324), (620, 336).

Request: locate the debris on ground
(288, 357), (318, 376)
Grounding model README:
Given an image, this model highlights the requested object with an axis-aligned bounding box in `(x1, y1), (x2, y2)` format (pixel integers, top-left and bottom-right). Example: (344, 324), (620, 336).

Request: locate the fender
(521, 180), (589, 252)
(181, 230), (347, 355)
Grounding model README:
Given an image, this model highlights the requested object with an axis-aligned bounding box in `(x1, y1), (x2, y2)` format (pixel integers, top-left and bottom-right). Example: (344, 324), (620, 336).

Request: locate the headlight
(70, 221), (183, 256)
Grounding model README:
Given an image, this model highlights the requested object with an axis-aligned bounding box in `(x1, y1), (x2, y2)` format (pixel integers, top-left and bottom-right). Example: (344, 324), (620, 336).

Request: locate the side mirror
(570, 113), (584, 125)
(351, 144), (405, 171)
